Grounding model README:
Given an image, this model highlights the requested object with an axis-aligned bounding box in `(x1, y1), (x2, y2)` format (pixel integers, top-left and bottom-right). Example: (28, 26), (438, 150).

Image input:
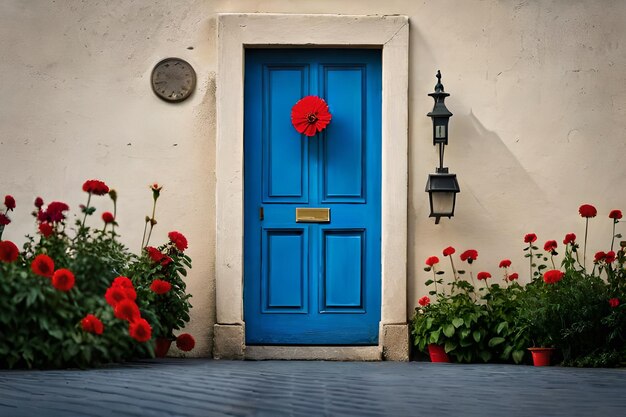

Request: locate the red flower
(38, 201), (69, 223)
(34, 197), (44, 208)
(291, 95), (332, 137)
(543, 269), (564, 284)
(146, 246), (163, 262)
(102, 212), (115, 224)
(442, 246), (455, 256)
(31, 254), (55, 277)
(477, 271), (491, 280)
(82, 179), (110, 195)
(0, 240), (19, 263)
(460, 249), (478, 263)
(563, 233), (576, 245)
(0, 214), (10, 226)
(508, 272), (519, 281)
(605, 251), (616, 264)
(578, 204), (597, 218)
(38, 222), (54, 237)
(81, 314), (104, 335)
(105, 286), (128, 307)
(168, 231), (188, 252)
(609, 210), (623, 220)
(150, 279), (172, 295)
(4, 195), (15, 211)
(524, 233), (537, 244)
(112, 276), (136, 301)
(544, 240), (558, 252)
(176, 333), (195, 352)
(129, 318), (152, 342)
(499, 259), (511, 268)
(114, 299), (141, 322)
(609, 298), (620, 308)
(594, 251), (606, 263)
(51, 268), (75, 292)
(418, 296), (431, 307)
(425, 256), (439, 266)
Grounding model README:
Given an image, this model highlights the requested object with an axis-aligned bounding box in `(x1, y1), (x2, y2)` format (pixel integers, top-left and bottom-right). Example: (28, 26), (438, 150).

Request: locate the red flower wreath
(291, 96), (332, 137)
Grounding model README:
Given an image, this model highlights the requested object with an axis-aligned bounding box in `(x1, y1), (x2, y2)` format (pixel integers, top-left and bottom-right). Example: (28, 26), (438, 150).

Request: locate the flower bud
(109, 189), (117, 202)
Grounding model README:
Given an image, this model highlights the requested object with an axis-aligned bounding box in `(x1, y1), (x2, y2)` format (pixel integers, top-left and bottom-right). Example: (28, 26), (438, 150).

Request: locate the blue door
(244, 49), (381, 345)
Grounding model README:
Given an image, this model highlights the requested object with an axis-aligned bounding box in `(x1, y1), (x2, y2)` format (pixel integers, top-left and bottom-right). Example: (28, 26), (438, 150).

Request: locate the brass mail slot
(296, 208), (330, 223)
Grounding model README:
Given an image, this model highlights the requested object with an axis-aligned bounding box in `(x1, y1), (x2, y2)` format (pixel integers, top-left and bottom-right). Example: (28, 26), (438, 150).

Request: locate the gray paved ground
(1, 359), (626, 417)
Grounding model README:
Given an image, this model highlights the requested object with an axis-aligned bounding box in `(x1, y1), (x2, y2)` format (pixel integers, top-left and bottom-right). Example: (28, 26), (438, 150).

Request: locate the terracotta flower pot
(428, 344), (450, 363)
(528, 347), (556, 366)
(155, 338), (173, 358)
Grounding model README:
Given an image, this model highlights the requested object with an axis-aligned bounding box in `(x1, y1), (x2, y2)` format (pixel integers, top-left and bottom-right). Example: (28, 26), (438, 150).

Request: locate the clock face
(151, 58), (196, 102)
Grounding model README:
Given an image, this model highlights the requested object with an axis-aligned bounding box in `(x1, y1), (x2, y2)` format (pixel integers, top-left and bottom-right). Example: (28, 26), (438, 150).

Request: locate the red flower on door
(291, 95), (332, 137)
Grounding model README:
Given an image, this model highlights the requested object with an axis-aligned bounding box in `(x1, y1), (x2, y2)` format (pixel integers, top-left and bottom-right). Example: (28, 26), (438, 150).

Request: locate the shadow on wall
(438, 109), (550, 234)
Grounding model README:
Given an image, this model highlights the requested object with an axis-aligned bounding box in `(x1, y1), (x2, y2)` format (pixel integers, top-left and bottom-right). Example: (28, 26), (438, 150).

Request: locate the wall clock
(151, 58), (196, 102)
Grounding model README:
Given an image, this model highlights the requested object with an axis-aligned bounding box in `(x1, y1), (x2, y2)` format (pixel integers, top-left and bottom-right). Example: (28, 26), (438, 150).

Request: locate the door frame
(215, 13), (409, 360)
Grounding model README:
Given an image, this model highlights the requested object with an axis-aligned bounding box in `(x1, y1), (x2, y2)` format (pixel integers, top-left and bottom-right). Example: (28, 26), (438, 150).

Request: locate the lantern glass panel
(431, 191), (455, 216)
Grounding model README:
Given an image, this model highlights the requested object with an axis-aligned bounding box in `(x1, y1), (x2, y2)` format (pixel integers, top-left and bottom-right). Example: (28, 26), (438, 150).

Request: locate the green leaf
(429, 329), (441, 344)
(615, 234), (622, 238)
(478, 350), (492, 362)
(496, 321), (508, 335)
(435, 271), (445, 275)
(443, 324), (455, 338)
(426, 318), (434, 329)
(472, 330), (481, 343)
(425, 279), (434, 286)
(452, 318), (464, 328)
(424, 267), (432, 272)
(460, 338), (473, 347)
(444, 340), (457, 353)
(488, 337), (505, 347)
(459, 328), (471, 339)
(501, 345), (513, 359)
(512, 349), (525, 364)
(429, 290), (436, 296)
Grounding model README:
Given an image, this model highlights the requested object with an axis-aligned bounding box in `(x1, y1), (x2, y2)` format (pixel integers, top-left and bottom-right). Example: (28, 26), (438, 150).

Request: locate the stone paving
(1, 359), (626, 417)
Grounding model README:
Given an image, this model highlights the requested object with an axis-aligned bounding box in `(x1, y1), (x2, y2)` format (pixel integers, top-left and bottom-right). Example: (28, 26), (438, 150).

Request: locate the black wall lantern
(425, 70), (460, 224)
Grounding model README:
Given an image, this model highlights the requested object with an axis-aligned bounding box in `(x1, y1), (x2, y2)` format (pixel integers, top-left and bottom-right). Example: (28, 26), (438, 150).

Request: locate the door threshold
(245, 345), (381, 361)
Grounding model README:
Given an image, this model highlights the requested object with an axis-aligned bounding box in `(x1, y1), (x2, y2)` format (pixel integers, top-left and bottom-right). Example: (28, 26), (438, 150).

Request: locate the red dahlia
(38, 223), (54, 237)
(105, 286), (128, 307)
(605, 251), (616, 264)
(477, 271), (491, 280)
(82, 179), (110, 195)
(594, 251), (606, 263)
(111, 276), (136, 300)
(508, 272), (519, 281)
(0, 240), (19, 263)
(114, 299), (141, 322)
(291, 95), (332, 137)
(176, 333), (195, 352)
(442, 246), (455, 256)
(38, 201), (69, 223)
(31, 254), (55, 278)
(102, 212), (115, 224)
(129, 318), (152, 342)
(609, 298), (620, 308)
(544, 240), (558, 252)
(563, 233), (576, 245)
(578, 204), (597, 218)
(81, 314), (104, 335)
(609, 210), (623, 220)
(4, 195), (15, 210)
(543, 269), (564, 284)
(524, 233), (537, 244)
(418, 296), (430, 307)
(0, 213), (10, 226)
(460, 249), (478, 263)
(34, 197), (44, 208)
(52, 268), (75, 292)
(499, 259), (511, 268)
(150, 279), (172, 295)
(168, 231), (188, 252)
(425, 256), (439, 266)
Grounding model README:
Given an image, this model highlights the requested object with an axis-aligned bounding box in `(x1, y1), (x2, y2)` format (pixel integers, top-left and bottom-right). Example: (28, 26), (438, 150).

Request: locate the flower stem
(81, 193), (92, 230)
(144, 199), (158, 248)
(529, 244), (534, 280)
(583, 217), (589, 270)
(611, 220), (616, 252)
(432, 269), (438, 295)
(141, 220), (149, 250)
(550, 254), (556, 270)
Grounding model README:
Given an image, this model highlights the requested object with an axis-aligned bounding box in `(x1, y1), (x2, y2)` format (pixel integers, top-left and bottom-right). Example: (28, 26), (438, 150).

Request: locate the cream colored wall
(2, 0), (626, 355)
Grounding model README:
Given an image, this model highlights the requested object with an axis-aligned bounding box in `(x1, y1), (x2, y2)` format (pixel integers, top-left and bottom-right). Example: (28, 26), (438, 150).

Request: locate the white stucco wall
(2, 0), (626, 356)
